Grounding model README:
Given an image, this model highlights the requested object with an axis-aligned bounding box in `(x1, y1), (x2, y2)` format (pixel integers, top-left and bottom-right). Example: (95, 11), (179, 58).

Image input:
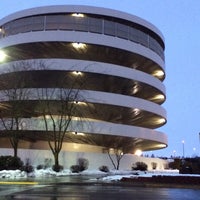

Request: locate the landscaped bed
(120, 175), (200, 188)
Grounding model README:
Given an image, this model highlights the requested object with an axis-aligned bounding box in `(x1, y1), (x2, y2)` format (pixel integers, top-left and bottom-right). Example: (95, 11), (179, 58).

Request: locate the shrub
(21, 164), (34, 173)
(169, 158), (182, 170)
(151, 162), (157, 170)
(169, 158), (200, 174)
(70, 158), (89, 173)
(20, 159), (34, 173)
(36, 164), (45, 170)
(99, 165), (109, 173)
(77, 158), (89, 172)
(70, 165), (81, 173)
(44, 158), (52, 169)
(0, 156), (23, 170)
(52, 164), (63, 172)
(36, 158), (52, 170)
(132, 162), (147, 171)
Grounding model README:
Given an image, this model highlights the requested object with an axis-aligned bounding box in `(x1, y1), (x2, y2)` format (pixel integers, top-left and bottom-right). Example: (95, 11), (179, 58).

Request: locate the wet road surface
(1, 175), (200, 199)
(1, 184), (200, 200)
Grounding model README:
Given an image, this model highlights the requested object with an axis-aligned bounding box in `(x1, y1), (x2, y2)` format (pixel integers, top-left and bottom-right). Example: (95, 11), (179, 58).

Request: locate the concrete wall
(0, 148), (168, 171)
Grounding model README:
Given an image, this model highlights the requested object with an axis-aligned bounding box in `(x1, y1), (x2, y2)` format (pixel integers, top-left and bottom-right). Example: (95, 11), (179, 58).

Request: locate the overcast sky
(0, 0), (200, 158)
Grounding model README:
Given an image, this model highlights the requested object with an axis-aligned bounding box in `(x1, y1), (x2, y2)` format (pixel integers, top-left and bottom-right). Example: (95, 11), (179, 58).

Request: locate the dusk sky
(0, 0), (200, 158)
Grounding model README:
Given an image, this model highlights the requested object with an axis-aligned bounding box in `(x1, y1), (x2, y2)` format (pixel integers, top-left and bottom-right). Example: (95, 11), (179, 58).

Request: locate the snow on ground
(1, 168), (200, 182)
(0, 168), (181, 181)
(0, 170), (27, 179)
(98, 170), (181, 182)
(0, 168), (107, 179)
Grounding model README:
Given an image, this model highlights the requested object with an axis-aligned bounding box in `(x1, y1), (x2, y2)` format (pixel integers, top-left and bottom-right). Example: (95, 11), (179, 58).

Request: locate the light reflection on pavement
(2, 184), (200, 200)
(1, 175), (200, 200)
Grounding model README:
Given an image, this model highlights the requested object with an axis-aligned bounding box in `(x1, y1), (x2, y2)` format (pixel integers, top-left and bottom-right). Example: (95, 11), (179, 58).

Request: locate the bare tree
(75, 131), (135, 170)
(105, 136), (135, 170)
(36, 72), (85, 171)
(106, 148), (124, 170)
(0, 62), (32, 157)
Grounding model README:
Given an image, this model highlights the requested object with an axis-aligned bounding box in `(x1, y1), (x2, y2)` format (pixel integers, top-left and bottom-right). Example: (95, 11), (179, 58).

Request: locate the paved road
(2, 183), (200, 200)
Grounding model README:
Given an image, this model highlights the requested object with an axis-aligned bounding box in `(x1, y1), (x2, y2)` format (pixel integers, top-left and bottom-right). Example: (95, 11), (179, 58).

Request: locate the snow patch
(0, 170), (27, 179)
(1, 168), (196, 183)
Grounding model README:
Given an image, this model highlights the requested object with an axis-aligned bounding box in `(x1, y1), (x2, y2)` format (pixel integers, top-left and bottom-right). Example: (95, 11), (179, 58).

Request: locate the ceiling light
(135, 149), (142, 156)
(157, 118), (166, 124)
(72, 71), (82, 75)
(0, 50), (6, 62)
(72, 13), (84, 18)
(72, 42), (86, 49)
(153, 94), (165, 100)
(156, 144), (167, 148)
(132, 83), (140, 94)
(133, 108), (140, 115)
(72, 132), (85, 136)
(73, 101), (86, 105)
(153, 70), (164, 77)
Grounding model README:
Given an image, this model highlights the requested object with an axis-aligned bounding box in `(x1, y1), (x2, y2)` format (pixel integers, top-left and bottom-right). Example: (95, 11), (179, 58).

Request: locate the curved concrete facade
(0, 5), (167, 154)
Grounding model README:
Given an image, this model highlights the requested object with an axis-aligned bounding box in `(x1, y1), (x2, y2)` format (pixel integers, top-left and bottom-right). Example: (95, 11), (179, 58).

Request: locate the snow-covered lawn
(0, 168), (181, 181)
(2, 168), (200, 183)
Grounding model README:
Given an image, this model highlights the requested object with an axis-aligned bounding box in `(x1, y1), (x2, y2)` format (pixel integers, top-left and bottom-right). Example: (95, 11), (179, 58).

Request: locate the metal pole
(182, 140), (185, 158)
(199, 133), (200, 156)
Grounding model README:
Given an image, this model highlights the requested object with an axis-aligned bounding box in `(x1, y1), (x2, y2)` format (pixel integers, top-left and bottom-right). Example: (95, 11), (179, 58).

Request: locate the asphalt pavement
(1, 175), (200, 199)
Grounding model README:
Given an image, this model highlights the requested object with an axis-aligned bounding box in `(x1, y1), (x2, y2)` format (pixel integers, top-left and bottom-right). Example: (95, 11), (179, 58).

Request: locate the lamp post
(173, 150), (176, 158)
(182, 140), (185, 158)
(199, 132), (200, 156)
(193, 147), (196, 157)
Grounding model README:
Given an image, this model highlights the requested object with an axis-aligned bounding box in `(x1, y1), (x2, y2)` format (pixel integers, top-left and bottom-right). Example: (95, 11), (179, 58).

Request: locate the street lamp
(182, 140), (185, 158)
(192, 147), (196, 157)
(173, 150), (176, 158)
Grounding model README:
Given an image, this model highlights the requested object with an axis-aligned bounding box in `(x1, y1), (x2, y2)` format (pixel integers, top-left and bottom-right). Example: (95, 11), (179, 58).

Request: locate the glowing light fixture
(72, 131), (85, 136)
(156, 144), (167, 148)
(72, 42), (86, 49)
(157, 118), (166, 124)
(73, 101), (86, 105)
(135, 149), (142, 156)
(72, 13), (84, 18)
(153, 94), (165, 100)
(0, 50), (6, 62)
(153, 70), (164, 77)
(72, 71), (82, 75)
(45, 115), (51, 119)
(132, 83), (140, 94)
(0, 27), (4, 34)
(133, 108), (140, 115)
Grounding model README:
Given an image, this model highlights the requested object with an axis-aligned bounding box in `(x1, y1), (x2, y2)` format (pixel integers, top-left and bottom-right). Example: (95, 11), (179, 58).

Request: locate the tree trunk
(10, 137), (19, 158)
(107, 151), (117, 169)
(53, 151), (61, 172)
(107, 150), (124, 170)
(13, 146), (18, 158)
(54, 152), (59, 166)
(116, 162), (119, 170)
